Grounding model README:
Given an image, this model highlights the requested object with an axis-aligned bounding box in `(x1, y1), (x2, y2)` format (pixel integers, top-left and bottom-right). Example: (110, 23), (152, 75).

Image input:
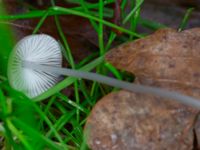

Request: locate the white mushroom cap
(7, 34), (62, 98)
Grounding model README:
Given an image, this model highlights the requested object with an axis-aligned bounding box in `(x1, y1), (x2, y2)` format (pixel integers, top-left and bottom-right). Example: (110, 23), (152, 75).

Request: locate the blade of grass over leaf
(123, 0), (144, 24)
(104, 62), (122, 80)
(138, 17), (166, 30)
(178, 7), (194, 32)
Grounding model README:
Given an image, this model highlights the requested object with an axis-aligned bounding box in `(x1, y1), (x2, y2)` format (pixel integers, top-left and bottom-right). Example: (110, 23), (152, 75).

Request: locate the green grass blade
(123, 0), (144, 24)
(178, 7), (194, 32)
(0, 2), (15, 76)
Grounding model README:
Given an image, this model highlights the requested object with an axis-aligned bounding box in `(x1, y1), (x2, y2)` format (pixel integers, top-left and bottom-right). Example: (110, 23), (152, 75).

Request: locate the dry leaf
(85, 28), (200, 149)
(106, 28), (200, 93)
(85, 90), (196, 150)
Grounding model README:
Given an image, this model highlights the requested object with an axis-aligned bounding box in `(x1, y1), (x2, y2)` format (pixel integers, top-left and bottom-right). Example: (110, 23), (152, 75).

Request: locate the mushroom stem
(24, 61), (200, 109)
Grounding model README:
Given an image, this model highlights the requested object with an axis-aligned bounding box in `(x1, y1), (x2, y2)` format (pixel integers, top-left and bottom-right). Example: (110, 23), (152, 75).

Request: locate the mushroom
(8, 34), (62, 98)
(7, 34), (200, 109)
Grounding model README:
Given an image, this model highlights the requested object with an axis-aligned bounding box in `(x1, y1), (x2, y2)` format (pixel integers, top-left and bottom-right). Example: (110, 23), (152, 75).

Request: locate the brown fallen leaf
(85, 90), (196, 150)
(106, 28), (200, 91)
(85, 28), (200, 149)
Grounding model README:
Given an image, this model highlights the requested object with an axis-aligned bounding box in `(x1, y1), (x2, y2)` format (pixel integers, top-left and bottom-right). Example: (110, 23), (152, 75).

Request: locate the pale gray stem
(24, 61), (200, 109)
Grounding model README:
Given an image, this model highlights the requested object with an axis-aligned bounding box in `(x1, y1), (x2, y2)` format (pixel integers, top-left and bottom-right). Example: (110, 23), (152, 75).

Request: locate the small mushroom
(8, 34), (62, 98)
(7, 34), (200, 109)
